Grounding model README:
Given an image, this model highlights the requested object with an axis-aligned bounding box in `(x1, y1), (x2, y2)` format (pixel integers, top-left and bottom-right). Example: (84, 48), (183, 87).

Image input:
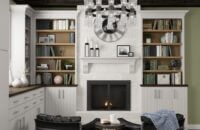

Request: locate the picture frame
(48, 34), (56, 43)
(117, 45), (130, 57)
(39, 36), (49, 43)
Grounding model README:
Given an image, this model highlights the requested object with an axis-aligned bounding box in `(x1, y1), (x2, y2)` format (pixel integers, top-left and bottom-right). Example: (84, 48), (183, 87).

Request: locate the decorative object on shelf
(117, 45), (130, 57)
(157, 74), (170, 85)
(84, 0), (137, 42)
(39, 36), (49, 43)
(70, 20), (75, 30)
(12, 78), (22, 88)
(48, 34), (56, 43)
(170, 60), (181, 70)
(36, 74), (42, 85)
(85, 42), (89, 57)
(54, 75), (63, 85)
(20, 74), (29, 86)
(146, 38), (151, 44)
(95, 48), (100, 57)
(128, 52), (134, 57)
(90, 48), (95, 57)
(65, 64), (73, 70)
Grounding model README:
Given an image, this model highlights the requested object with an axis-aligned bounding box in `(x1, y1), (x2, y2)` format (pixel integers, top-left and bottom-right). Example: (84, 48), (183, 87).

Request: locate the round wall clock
(94, 19), (126, 42)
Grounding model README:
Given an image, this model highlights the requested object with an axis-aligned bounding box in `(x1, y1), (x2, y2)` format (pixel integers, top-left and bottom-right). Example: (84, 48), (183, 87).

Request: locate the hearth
(87, 80), (131, 111)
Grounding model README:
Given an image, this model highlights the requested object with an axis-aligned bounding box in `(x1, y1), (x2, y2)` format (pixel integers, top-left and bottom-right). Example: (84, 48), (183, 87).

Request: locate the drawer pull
(13, 111), (19, 115)
(24, 106), (29, 109)
(33, 101), (37, 105)
(13, 100), (19, 104)
(33, 94), (37, 96)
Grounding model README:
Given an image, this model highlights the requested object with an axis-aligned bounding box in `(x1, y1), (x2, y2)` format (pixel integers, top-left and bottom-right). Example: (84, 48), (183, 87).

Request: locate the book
(65, 19), (69, 30)
(50, 46), (55, 56)
(150, 60), (157, 70)
(156, 46), (162, 57)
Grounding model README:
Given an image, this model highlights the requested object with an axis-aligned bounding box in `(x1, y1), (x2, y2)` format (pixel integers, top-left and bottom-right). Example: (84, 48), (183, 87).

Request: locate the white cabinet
(9, 88), (45, 130)
(142, 87), (188, 122)
(45, 87), (76, 116)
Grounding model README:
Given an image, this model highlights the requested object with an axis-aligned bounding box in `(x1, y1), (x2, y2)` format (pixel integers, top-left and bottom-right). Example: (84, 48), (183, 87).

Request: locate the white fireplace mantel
(81, 57), (141, 74)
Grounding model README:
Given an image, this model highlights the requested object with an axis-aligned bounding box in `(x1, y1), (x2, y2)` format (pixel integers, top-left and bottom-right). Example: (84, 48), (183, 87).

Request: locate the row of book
(53, 19), (75, 30)
(160, 32), (178, 43)
(143, 72), (182, 85)
(36, 46), (55, 56)
(144, 46), (173, 57)
(144, 19), (182, 30)
(144, 60), (175, 71)
(40, 73), (75, 85)
(64, 74), (75, 85)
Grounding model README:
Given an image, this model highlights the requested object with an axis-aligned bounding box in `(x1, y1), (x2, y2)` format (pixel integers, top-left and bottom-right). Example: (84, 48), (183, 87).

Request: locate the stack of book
(55, 60), (62, 70)
(36, 46), (55, 56)
(161, 32), (178, 43)
(63, 74), (74, 85)
(152, 19), (182, 30)
(143, 74), (156, 85)
(53, 19), (69, 30)
(144, 60), (158, 70)
(171, 72), (182, 85)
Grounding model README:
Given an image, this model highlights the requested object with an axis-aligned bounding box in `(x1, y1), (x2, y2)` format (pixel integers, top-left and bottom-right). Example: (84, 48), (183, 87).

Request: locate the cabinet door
(10, 118), (21, 130)
(142, 87), (173, 113)
(172, 88), (187, 116)
(45, 88), (61, 115)
(62, 88), (76, 116)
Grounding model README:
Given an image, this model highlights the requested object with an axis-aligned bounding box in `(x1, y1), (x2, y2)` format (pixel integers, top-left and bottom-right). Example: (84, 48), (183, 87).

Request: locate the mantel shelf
(81, 57), (141, 74)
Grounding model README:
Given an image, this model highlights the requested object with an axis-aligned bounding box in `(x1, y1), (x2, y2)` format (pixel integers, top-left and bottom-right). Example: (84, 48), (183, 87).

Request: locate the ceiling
(13, 0), (200, 7)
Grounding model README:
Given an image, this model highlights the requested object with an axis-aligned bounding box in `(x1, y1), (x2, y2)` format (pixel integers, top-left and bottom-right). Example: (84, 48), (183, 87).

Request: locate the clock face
(94, 19), (126, 42)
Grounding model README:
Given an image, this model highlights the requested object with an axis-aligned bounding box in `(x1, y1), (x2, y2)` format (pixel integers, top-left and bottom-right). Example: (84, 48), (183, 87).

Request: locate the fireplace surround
(87, 80), (131, 111)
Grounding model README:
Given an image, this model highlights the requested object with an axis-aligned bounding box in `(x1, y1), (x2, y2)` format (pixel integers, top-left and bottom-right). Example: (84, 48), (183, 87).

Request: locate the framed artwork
(117, 45), (130, 57)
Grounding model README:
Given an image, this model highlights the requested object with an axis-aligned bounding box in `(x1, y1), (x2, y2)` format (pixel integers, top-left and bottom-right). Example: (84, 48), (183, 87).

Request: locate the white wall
(76, 6), (143, 115)
(0, 0), (10, 130)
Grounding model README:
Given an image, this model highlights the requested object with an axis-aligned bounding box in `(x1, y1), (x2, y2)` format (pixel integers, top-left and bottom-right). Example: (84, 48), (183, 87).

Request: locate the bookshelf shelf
(36, 70), (75, 73)
(36, 56), (75, 59)
(143, 43), (181, 46)
(143, 70), (182, 73)
(36, 30), (75, 33)
(143, 30), (182, 33)
(36, 43), (75, 46)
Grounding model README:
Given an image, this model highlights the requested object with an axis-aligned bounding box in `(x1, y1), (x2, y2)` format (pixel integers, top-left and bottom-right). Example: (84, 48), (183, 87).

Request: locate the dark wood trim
(141, 84), (188, 87)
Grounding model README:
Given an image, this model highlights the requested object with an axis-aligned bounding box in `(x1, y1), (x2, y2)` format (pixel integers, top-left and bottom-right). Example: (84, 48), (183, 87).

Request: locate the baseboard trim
(188, 124), (200, 129)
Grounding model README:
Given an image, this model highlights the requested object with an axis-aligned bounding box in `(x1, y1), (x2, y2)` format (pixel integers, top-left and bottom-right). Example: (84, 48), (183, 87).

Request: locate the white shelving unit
(140, 10), (189, 125)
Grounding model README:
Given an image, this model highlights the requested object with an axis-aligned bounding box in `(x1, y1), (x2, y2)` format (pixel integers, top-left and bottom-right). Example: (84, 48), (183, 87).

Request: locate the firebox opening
(87, 80), (131, 111)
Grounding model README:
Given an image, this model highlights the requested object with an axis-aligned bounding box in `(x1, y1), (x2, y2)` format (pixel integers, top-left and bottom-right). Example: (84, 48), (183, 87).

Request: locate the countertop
(9, 84), (78, 97)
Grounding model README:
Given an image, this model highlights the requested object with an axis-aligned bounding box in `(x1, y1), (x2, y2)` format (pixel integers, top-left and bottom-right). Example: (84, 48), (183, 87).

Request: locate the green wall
(185, 8), (200, 124)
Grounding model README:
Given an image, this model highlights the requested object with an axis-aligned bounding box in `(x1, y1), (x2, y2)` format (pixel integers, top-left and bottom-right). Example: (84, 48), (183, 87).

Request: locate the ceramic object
(12, 79), (22, 87)
(54, 75), (63, 85)
(36, 74), (42, 84)
(21, 75), (29, 86)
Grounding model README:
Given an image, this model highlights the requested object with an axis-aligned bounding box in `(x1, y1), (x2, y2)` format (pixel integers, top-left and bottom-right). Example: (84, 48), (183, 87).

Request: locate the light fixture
(84, 0), (137, 42)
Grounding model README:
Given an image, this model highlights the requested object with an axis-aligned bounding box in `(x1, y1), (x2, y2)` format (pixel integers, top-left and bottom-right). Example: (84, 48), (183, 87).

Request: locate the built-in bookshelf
(143, 19), (183, 85)
(36, 19), (76, 85)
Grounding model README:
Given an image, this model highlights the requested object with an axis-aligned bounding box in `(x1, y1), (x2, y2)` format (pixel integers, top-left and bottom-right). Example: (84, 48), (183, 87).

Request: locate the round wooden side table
(95, 122), (124, 130)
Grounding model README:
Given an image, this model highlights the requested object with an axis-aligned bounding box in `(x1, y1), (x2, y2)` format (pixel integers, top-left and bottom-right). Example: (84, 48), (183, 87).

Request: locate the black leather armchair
(141, 114), (185, 130)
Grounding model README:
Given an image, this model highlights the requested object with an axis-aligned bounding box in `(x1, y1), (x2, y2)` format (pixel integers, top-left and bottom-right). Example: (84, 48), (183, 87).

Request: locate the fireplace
(87, 80), (131, 111)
